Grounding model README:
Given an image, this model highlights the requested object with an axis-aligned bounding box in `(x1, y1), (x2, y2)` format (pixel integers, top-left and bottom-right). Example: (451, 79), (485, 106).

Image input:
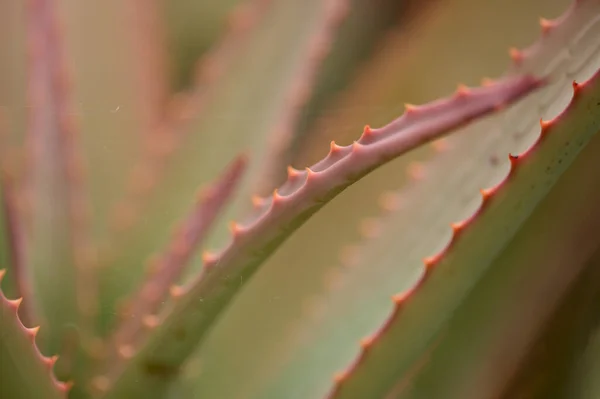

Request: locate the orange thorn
(360, 336), (374, 349)
(363, 125), (373, 136)
(305, 167), (316, 178)
(480, 188), (494, 200)
(572, 80), (580, 91)
(273, 188), (284, 201)
(539, 17), (553, 34)
(0, 269), (6, 281)
(392, 291), (410, 304)
(143, 315), (160, 329)
(287, 165), (301, 179)
(450, 222), (464, 234)
(202, 250), (219, 265)
(169, 285), (185, 298)
(26, 326), (40, 339)
(58, 381), (74, 393)
(539, 118), (552, 134)
(229, 221), (243, 236)
(404, 103), (417, 114)
(329, 140), (341, 153)
(333, 371), (348, 383)
(456, 83), (470, 97)
(423, 256), (437, 269)
(43, 355), (59, 368)
(7, 297), (23, 311)
(509, 47), (524, 64)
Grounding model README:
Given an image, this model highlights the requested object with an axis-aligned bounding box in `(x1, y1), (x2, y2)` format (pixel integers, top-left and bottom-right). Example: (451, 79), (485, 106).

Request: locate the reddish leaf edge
(96, 74), (543, 397)
(0, 269), (73, 397)
(326, 66), (600, 399)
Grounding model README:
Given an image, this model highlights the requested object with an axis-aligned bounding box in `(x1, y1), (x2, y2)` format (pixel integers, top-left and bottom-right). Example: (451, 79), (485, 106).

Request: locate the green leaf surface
(0, 270), (69, 399)
(97, 75), (541, 399)
(182, 2), (566, 396)
(329, 66), (600, 399)
(25, 0), (84, 352)
(245, 2), (600, 397)
(97, 0), (349, 333)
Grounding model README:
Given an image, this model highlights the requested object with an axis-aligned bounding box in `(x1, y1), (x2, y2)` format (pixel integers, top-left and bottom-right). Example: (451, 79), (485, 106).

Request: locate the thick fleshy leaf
(97, 0), (349, 333)
(212, 1), (599, 397)
(95, 75), (542, 398)
(24, 0), (97, 354)
(328, 67), (600, 399)
(108, 156), (247, 358)
(0, 270), (71, 399)
(0, 163), (32, 324)
(259, 0), (425, 191)
(56, 0), (161, 233)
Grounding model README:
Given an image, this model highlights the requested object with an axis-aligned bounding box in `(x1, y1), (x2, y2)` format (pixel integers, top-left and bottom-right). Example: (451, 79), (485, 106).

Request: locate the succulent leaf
(24, 0), (96, 351)
(328, 67), (600, 399)
(0, 270), (70, 399)
(0, 161), (32, 324)
(224, 2), (600, 396)
(3, 0), (600, 398)
(107, 155), (247, 360)
(97, 0), (349, 332)
(97, 75), (541, 398)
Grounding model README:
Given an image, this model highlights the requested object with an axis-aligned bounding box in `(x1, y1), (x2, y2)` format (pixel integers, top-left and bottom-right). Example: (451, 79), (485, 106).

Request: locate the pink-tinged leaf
(107, 155), (247, 359)
(0, 165), (33, 325)
(327, 67), (600, 399)
(97, 0), (350, 336)
(125, 0), (169, 137)
(95, 75), (543, 398)
(24, 0), (97, 351)
(0, 269), (72, 399)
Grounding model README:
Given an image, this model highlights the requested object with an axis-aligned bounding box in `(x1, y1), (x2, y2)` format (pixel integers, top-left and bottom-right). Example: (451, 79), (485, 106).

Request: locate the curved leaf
(0, 270), (70, 399)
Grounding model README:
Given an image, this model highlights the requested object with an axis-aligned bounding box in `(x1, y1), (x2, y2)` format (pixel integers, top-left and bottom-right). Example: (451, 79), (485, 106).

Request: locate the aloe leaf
(55, 0), (162, 234)
(97, 0), (349, 332)
(93, 75), (541, 398)
(213, 2), (599, 397)
(0, 270), (71, 399)
(327, 66), (600, 399)
(24, 0), (97, 353)
(0, 2), (27, 145)
(108, 155), (247, 357)
(124, 0), (170, 137)
(0, 165), (32, 325)
(260, 0), (424, 190)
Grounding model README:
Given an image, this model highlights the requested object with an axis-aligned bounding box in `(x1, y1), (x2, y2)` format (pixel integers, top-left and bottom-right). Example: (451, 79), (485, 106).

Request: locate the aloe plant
(1, 0), (600, 397)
